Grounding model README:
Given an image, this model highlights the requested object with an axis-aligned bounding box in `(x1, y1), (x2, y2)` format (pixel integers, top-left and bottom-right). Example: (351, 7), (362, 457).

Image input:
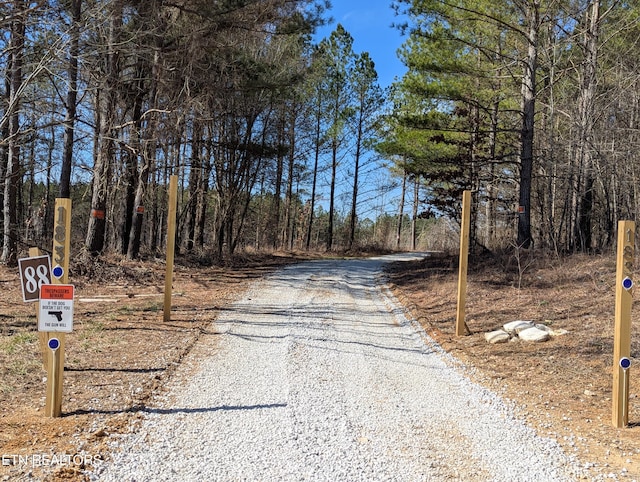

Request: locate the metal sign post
(613, 220), (634, 428)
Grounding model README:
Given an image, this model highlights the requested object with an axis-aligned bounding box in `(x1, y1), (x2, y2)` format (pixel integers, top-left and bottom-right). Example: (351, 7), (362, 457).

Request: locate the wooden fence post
(613, 220), (634, 428)
(455, 190), (471, 336)
(164, 175), (178, 322)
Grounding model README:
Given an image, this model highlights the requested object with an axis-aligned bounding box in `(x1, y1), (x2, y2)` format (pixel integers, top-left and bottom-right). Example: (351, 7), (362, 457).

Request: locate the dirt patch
(0, 253), (299, 481)
(386, 252), (640, 479)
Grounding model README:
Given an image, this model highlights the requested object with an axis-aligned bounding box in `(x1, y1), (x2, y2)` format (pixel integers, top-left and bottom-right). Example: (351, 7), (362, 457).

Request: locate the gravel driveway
(92, 254), (586, 481)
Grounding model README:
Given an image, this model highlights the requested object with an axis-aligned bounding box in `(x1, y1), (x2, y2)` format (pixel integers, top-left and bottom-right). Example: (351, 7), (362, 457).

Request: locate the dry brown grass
(386, 251), (640, 479)
(2, 251), (640, 480)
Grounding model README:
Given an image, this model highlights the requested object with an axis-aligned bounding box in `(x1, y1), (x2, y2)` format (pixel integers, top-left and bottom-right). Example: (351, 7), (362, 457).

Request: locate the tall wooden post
(164, 175), (178, 322)
(45, 198), (71, 417)
(613, 220), (634, 428)
(455, 190), (471, 336)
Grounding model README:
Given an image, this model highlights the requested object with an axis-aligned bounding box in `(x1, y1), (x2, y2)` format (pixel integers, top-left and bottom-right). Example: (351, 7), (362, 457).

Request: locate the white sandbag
(485, 329), (511, 344)
(503, 320), (534, 334)
(518, 326), (550, 342)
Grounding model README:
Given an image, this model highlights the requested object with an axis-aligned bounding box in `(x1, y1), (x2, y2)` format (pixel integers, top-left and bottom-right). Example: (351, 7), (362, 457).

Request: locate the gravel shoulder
(90, 255), (588, 481)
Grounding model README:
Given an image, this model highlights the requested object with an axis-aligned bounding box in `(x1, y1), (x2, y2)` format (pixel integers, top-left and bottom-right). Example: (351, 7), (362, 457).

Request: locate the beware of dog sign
(38, 284), (74, 332)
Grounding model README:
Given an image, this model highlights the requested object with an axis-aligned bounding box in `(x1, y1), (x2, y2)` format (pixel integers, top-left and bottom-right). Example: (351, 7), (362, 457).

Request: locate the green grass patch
(141, 301), (162, 312)
(117, 305), (135, 315)
(79, 319), (105, 341)
(1, 332), (38, 355)
(0, 382), (15, 394)
(7, 358), (40, 377)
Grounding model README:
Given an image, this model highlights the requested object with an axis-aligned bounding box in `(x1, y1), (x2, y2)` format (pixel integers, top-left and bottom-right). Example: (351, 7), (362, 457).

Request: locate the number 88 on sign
(18, 255), (52, 302)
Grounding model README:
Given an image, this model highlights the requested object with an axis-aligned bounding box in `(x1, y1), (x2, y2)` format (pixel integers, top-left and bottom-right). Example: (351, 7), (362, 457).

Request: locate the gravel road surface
(92, 254), (587, 481)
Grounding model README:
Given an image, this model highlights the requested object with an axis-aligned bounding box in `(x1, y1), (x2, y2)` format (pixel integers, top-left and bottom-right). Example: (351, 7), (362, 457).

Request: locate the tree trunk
(185, 120), (202, 252)
(122, 64), (145, 255)
(284, 105), (296, 250)
(272, 114), (285, 249)
(396, 172), (406, 250)
(411, 176), (419, 251)
(327, 136), (337, 251)
(0, 99), (6, 254)
(485, 98), (500, 248)
(60, 0), (81, 199)
(348, 104), (364, 251)
(128, 45), (161, 259)
(1, 0), (25, 265)
(194, 144), (211, 250)
(574, 0), (600, 252)
(517, 0), (539, 249)
(306, 91), (322, 250)
(86, 1), (122, 255)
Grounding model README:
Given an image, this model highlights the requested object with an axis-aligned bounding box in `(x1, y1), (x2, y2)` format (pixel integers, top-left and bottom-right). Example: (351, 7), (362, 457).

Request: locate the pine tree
(348, 52), (384, 251)
(318, 25), (356, 251)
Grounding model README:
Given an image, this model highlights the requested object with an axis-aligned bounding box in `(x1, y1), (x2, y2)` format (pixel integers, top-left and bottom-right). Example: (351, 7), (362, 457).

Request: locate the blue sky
(314, 1), (408, 88)
(310, 2), (411, 219)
